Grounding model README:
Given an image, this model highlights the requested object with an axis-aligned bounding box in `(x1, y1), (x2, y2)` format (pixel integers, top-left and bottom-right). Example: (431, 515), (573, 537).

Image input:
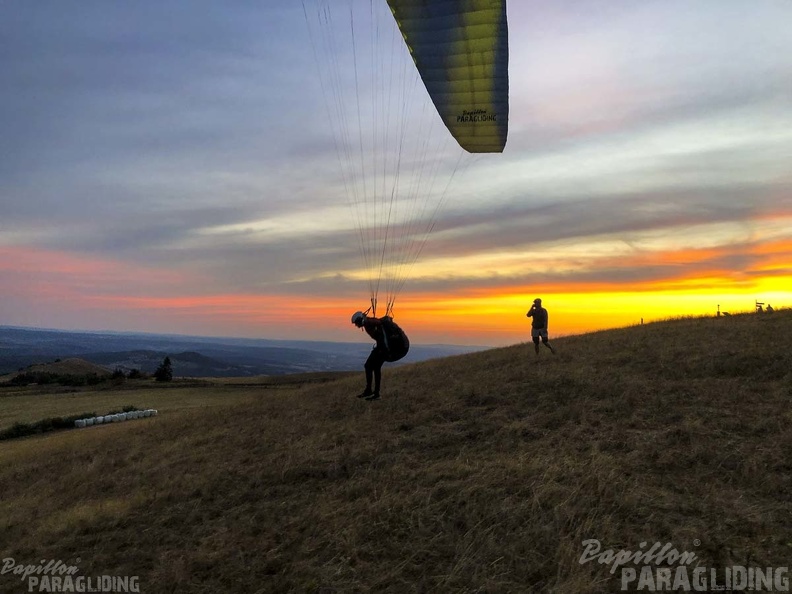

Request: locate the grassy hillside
(0, 356), (112, 380)
(1, 312), (790, 593)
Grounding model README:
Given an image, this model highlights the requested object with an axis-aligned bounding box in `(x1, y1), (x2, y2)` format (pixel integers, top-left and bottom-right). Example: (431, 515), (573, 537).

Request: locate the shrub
(10, 371), (109, 387)
(0, 412), (97, 441)
(0, 406), (142, 441)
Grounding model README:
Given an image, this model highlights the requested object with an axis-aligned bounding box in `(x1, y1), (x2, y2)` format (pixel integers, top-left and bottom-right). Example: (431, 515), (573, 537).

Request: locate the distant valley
(0, 326), (486, 377)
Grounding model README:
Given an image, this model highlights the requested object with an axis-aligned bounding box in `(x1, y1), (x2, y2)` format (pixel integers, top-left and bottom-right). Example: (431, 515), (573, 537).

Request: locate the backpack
(380, 316), (410, 362)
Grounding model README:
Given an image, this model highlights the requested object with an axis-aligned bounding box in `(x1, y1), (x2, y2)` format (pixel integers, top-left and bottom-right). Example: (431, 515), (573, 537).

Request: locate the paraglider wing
(303, 0), (509, 316)
(386, 0), (509, 153)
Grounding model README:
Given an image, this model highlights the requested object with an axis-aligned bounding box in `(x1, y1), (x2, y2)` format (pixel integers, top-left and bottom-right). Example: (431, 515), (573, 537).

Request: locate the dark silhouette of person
(351, 311), (409, 400)
(351, 311), (384, 400)
(526, 298), (556, 356)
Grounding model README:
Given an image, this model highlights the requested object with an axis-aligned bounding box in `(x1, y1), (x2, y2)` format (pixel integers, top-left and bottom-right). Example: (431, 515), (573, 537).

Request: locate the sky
(1, 1), (791, 347)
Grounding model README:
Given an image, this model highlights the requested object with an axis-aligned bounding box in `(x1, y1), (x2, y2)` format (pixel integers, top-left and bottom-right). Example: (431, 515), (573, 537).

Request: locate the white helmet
(351, 311), (365, 327)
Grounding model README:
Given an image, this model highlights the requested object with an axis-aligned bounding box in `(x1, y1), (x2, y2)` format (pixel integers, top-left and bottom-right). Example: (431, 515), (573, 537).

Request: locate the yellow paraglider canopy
(386, 0), (509, 153)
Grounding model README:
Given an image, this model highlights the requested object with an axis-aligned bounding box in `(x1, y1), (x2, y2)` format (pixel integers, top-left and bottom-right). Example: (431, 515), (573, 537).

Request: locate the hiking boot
(364, 392), (380, 401)
(357, 389), (373, 399)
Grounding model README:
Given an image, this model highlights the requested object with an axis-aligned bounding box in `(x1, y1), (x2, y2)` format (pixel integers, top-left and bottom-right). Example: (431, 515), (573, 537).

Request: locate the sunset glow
(1, 236), (788, 346)
(1, 2), (791, 346)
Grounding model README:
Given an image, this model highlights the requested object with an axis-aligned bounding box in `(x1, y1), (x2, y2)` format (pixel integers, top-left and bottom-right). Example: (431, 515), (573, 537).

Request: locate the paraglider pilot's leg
(357, 355), (374, 398)
(363, 347), (386, 396)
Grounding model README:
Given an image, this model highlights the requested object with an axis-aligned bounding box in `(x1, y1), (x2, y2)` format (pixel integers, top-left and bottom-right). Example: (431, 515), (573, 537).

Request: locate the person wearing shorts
(526, 298), (556, 356)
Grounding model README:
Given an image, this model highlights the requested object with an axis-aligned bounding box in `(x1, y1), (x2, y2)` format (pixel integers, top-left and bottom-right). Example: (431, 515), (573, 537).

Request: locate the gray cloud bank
(1, 1), (791, 315)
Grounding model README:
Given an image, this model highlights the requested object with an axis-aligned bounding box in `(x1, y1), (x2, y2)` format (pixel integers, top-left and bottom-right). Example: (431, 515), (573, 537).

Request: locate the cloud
(1, 1), (791, 343)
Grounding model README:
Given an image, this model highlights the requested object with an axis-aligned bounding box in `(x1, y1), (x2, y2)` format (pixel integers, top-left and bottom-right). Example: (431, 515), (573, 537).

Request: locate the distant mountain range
(0, 326), (487, 377)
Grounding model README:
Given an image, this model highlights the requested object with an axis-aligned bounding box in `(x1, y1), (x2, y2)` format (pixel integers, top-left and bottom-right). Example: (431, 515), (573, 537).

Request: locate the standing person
(526, 298), (556, 355)
(351, 311), (410, 401)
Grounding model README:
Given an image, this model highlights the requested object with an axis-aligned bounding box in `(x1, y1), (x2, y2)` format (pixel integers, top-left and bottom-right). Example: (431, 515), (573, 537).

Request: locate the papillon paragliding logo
(1, 557), (141, 593)
(457, 109), (499, 123)
(579, 540), (790, 592)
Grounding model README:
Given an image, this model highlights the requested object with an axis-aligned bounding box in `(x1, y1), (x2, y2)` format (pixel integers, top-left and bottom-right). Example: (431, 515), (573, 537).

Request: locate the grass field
(0, 381), (241, 428)
(1, 311), (790, 593)
(0, 372), (354, 429)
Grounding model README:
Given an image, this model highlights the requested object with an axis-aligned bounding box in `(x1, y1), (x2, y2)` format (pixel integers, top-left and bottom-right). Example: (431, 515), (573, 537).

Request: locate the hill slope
(1, 311), (790, 593)
(14, 357), (111, 377)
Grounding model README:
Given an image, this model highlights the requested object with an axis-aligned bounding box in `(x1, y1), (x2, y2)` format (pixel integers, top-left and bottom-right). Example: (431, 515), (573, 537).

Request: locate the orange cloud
(1, 237), (789, 346)
(378, 233), (792, 344)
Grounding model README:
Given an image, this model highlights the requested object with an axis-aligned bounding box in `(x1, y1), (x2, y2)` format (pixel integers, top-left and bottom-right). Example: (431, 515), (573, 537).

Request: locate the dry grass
(1, 311), (790, 593)
(0, 379), (253, 428)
